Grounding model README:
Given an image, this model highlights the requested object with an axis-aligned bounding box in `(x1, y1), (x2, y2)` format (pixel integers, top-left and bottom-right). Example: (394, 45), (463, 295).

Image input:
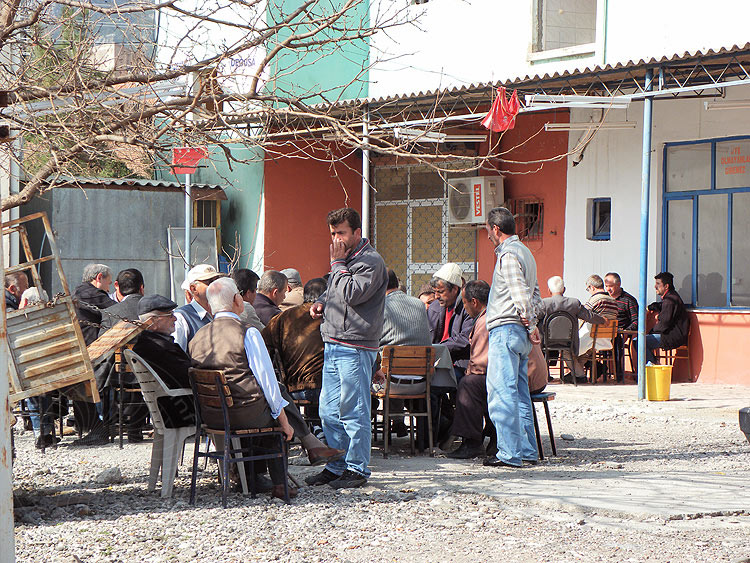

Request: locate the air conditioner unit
(447, 176), (504, 225)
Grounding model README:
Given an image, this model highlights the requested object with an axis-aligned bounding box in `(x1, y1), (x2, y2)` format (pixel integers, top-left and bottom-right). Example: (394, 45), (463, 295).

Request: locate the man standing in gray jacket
(484, 207), (543, 469)
(306, 208), (388, 489)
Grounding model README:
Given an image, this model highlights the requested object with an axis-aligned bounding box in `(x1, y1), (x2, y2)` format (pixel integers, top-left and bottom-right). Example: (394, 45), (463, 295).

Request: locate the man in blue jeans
(305, 208), (388, 489)
(484, 207), (543, 468)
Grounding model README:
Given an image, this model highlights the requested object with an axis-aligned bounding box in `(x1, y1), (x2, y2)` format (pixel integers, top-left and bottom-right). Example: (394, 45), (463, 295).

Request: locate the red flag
(481, 87), (520, 132)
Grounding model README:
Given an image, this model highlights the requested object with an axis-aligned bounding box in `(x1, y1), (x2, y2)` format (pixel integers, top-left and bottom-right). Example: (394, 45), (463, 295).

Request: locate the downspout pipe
(637, 69), (654, 400)
(361, 104), (370, 239)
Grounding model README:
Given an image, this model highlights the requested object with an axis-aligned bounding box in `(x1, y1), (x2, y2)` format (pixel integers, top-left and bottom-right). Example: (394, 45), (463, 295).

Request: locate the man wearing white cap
(172, 264), (225, 352)
(427, 262), (474, 381)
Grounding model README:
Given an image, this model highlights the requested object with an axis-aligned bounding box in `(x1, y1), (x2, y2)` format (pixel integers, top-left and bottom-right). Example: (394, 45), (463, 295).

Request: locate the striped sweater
(379, 290), (431, 347)
(585, 291), (619, 321)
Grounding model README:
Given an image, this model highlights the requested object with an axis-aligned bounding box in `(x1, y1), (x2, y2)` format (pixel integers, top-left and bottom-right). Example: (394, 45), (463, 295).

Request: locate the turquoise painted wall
(192, 144), (265, 271)
(266, 0), (370, 102)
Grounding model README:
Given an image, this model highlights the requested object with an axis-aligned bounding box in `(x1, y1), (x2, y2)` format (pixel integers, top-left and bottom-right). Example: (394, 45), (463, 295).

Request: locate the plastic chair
(372, 345), (435, 458)
(542, 311), (579, 384)
(122, 350), (196, 498)
(188, 368), (290, 507)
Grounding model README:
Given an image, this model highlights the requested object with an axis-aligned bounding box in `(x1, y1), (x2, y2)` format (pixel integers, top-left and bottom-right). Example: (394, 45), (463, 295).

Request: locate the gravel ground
(11, 382), (750, 563)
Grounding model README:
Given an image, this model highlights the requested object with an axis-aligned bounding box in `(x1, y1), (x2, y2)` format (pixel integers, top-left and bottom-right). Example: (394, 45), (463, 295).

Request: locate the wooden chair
(123, 350), (196, 498)
(371, 346), (435, 458)
(655, 323), (692, 379)
(542, 311), (579, 384)
(530, 392), (557, 460)
(584, 319), (618, 384)
(188, 368), (290, 507)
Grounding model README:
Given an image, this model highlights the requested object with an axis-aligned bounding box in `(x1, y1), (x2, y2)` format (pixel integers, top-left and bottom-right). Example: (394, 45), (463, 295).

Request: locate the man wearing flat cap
(132, 295), (194, 428)
(427, 262), (474, 381)
(279, 268), (304, 312)
(173, 264), (225, 352)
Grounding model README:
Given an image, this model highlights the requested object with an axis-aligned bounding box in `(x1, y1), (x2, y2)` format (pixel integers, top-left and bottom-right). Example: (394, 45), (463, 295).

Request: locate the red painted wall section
(263, 142), (362, 282)
(670, 311), (750, 384)
(476, 110), (569, 294)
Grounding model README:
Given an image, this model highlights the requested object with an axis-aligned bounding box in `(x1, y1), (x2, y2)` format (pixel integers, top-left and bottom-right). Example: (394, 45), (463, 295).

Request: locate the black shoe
(72, 428), (109, 446)
(391, 420), (408, 438)
(304, 468), (339, 486)
(446, 440), (484, 459)
(127, 431), (144, 443)
(486, 436), (498, 457)
(483, 456), (521, 468)
(35, 434), (60, 449)
(329, 469), (367, 489)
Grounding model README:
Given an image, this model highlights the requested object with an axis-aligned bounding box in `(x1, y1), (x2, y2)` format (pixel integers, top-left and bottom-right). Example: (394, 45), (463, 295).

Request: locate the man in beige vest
(190, 277), (296, 499)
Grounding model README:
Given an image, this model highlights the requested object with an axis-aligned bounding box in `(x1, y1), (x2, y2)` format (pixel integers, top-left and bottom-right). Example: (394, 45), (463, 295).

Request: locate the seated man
(173, 264), (225, 352)
(417, 283), (435, 310)
(189, 277), (297, 499)
(645, 271), (689, 363)
(427, 263), (473, 381)
(604, 272), (639, 382)
(254, 270), (288, 325)
(540, 276), (605, 382)
(5, 271), (29, 311)
(232, 268), (264, 331)
(279, 268), (304, 311)
(132, 295), (195, 428)
(262, 277), (327, 433)
(576, 274), (618, 378)
(450, 281), (549, 459)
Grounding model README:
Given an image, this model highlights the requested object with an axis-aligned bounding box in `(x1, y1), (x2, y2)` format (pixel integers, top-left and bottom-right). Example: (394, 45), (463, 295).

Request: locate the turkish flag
(481, 87), (520, 132)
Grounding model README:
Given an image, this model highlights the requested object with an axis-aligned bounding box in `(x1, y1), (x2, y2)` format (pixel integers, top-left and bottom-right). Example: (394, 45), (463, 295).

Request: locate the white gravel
(11, 382), (750, 563)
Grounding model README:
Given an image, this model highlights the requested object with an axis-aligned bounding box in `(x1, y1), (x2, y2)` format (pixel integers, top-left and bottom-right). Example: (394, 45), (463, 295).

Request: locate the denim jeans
(27, 395), (54, 437)
(319, 343), (377, 478)
(644, 333), (662, 364)
(486, 324), (538, 466)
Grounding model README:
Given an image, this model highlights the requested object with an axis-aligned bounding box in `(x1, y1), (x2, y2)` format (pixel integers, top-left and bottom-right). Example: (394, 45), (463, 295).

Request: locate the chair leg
(531, 402), (544, 461)
(189, 432), (201, 505)
(281, 435), (290, 503)
(383, 396), (390, 459)
(222, 436), (230, 508)
(160, 433), (180, 498)
(149, 433), (163, 492)
(231, 437), (248, 495)
(426, 394), (434, 457)
(543, 401), (556, 456)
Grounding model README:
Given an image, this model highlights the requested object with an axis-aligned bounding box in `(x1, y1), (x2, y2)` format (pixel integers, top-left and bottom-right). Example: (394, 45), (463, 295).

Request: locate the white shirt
(215, 311), (288, 419)
(172, 300), (210, 352)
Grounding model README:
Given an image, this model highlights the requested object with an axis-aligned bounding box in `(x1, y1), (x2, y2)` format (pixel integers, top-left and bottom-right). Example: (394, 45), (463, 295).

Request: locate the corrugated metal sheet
(44, 177), (227, 200)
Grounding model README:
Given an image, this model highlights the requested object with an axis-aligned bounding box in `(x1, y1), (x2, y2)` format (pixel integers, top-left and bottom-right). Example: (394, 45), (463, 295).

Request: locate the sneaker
(328, 469), (367, 489)
(304, 468), (339, 486)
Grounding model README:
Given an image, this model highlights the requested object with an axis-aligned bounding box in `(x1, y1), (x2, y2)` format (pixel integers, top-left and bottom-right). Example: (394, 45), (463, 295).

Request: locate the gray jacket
(318, 238), (388, 350)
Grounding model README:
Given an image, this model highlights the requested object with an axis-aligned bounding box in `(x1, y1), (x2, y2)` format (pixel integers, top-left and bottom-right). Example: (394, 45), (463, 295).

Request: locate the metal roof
(46, 177), (227, 200)
(319, 42), (750, 116)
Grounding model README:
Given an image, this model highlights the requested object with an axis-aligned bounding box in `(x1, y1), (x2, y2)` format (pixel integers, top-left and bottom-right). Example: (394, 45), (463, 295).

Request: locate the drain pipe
(361, 104), (370, 239)
(637, 69), (654, 400)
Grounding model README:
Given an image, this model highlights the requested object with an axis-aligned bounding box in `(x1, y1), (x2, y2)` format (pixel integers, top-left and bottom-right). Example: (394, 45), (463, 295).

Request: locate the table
(431, 344), (456, 388)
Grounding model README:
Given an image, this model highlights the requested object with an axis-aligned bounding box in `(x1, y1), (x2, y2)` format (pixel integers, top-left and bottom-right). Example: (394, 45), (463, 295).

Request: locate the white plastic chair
(123, 349), (196, 498)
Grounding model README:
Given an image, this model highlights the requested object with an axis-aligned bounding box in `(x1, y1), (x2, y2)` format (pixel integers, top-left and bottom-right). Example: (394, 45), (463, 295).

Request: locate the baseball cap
(280, 268), (301, 286)
(181, 264), (224, 290)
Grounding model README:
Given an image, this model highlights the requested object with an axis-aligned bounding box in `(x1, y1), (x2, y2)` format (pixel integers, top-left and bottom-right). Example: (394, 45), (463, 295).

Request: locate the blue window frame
(662, 135), (750, 309)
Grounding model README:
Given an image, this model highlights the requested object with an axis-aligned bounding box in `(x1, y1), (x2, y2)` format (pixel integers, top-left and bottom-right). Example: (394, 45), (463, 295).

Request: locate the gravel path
(11, 382), (750, 563)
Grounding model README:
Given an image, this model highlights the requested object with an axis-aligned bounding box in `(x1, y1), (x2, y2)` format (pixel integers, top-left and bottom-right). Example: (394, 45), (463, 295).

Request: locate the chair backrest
(590, 318), (618, 341)
(543, 311), (578, 351)
(381, 345), (435, 382)
(188, 368), (232, 430)
(122, 349), (172, 434)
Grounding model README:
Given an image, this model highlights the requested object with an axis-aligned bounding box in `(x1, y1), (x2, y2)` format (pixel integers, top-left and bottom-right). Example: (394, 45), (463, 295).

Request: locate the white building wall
(562, 85), (750, 305)
(369, 0), (750, 99)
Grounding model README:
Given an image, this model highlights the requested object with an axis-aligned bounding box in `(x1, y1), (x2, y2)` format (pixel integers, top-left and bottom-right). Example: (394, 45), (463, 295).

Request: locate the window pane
(666, 144), (711, 192)
(697, 194), (728, 307)
(666, 199), (693, 304)
(716, 140), (750, 188)
(731, 192), (750, 306)
(594, 199), (611, 238)
(535, 0), (596, 52)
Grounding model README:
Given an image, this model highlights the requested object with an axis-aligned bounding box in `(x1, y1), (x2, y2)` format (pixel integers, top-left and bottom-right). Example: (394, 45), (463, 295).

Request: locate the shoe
(270, 484), (298, 500)
(391, 420), (408, 438)
(483, 456), (521, 468)
(328, 469), (367, 489)
(438, 434), (459, 452)
(127, 431), (144, 443)
(446, 440), (484, 459)
(72, 428), (109, 446)
(307, 446), (345, 466)
(35, 434), (60, 449)
(523, 459), (539, 466)
(304, 468), (340, 486)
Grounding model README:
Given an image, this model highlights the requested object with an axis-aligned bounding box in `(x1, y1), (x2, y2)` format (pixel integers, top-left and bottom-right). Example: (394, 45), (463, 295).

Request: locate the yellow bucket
(646, 365), (673, 401)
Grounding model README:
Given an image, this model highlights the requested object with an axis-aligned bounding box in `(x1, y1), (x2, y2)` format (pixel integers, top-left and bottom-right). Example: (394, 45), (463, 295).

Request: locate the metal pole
(184, 172), (192, 274)
(0, 228), (16, 563)
(361, 105), (370, 239)
(637, 69), (654, 400)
